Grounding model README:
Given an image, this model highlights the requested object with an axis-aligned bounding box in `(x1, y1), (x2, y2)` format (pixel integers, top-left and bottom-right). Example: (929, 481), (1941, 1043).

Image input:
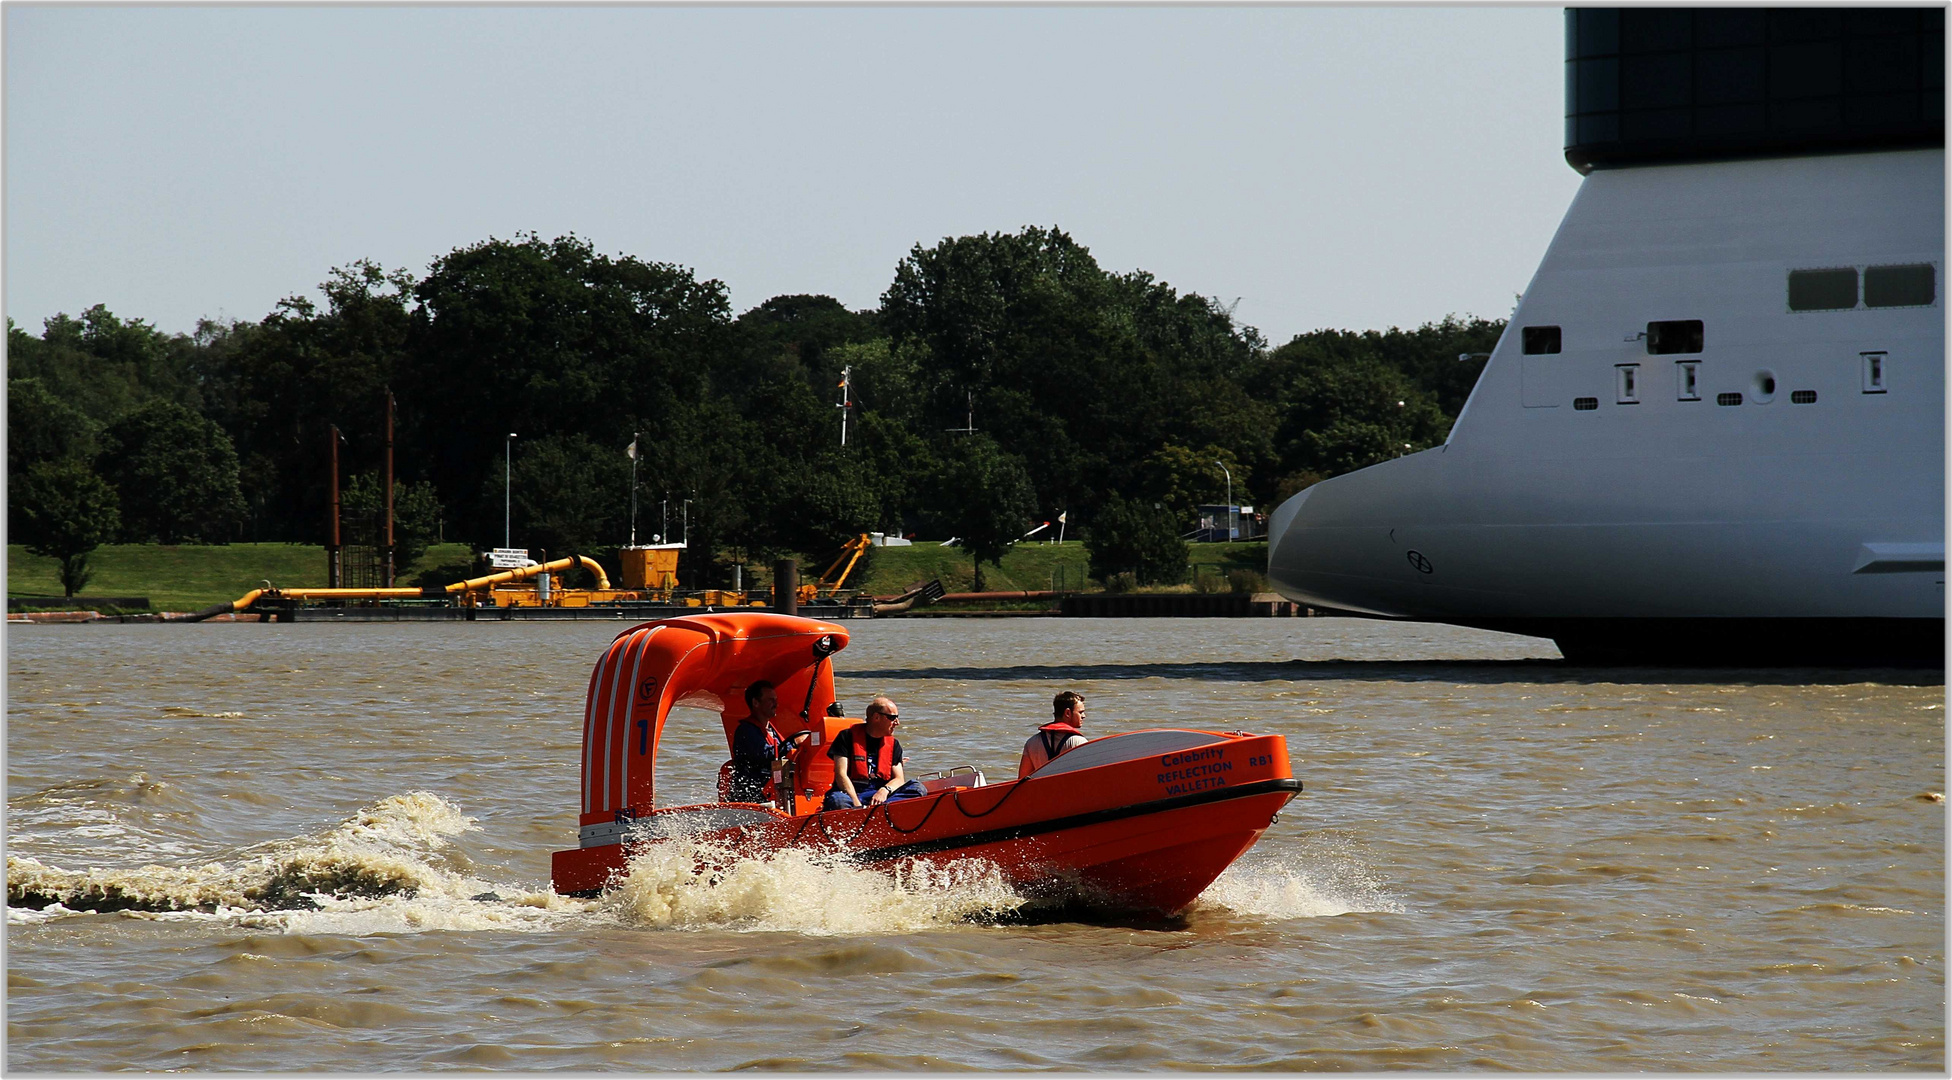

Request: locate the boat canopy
(578, 612), (849, 827)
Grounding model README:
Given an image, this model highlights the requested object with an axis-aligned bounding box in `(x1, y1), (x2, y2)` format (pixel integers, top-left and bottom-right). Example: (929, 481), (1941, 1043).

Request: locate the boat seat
(920, 766), (986, 794)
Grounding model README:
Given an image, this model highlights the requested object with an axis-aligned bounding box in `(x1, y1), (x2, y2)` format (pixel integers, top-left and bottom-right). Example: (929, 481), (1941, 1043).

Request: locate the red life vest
(1037, 721), (1084, 759)
(842, 724), (897, 785)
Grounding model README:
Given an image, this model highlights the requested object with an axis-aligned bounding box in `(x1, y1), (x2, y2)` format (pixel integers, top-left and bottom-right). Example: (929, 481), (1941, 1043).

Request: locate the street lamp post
(628, 431), (639, 546)
(1213, 460), (1233, 541)
(505, 433), (518, 548)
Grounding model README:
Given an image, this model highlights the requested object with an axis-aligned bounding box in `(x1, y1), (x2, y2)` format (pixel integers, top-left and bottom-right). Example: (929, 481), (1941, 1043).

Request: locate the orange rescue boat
(550, 612), (1300, 915)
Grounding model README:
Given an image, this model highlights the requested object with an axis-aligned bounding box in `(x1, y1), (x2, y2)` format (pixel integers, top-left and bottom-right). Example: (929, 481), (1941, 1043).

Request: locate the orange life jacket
(842, 724), (896, 785)
(1036, 721), (1084, 759)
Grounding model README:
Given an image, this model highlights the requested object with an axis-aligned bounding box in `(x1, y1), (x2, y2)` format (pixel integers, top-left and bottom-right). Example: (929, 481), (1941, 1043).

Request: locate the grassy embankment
(7, 543), (476, 613)
(9, 540), (1271, 612)
(848, 541), (1268, 597)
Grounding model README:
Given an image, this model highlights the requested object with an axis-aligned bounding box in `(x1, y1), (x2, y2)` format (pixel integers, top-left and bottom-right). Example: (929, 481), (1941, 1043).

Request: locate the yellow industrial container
(619, 545), (682, 591)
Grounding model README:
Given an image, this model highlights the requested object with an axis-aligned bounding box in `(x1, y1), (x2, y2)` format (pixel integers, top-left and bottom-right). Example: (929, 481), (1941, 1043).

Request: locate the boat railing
(918, 765), (987, 792)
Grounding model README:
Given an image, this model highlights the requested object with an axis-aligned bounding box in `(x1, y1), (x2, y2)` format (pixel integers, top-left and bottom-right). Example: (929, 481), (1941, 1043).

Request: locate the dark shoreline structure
(1267, 9), (1946, 668)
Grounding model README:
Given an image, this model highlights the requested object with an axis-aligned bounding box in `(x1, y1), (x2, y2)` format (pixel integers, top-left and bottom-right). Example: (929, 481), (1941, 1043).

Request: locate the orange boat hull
(553, 730), (1299, 916)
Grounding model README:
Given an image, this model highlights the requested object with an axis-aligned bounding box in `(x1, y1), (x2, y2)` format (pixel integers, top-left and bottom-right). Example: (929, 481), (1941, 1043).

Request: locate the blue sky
(5, 5), (1582, 346)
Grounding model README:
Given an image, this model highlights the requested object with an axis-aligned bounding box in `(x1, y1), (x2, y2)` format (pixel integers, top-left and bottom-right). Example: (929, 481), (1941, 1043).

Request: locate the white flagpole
(837, 365), (852, 446)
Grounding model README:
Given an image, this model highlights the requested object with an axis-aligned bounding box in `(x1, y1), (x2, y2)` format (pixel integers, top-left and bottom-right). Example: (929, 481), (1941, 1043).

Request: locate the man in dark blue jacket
(729, 680), (810, 804)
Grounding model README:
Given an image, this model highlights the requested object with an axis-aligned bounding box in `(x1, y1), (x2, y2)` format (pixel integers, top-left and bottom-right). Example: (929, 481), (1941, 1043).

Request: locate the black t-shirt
(828, 727), (903, 785)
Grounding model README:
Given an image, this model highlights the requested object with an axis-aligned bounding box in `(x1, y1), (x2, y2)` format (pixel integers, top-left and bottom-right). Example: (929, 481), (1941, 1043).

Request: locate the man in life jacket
(1018, 690), (1089, 778)
(823, 696), (927, 811)
(729, 680), (811, 804)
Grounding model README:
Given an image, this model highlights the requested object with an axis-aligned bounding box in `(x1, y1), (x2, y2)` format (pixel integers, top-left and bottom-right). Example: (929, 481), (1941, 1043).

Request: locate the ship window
(1621, 8), (1691, 53)
(1573, 397), (1599, 411)
(1616, 364), (1640, 404)
(1576, 58), (1621, 113)
(1646, 320), (1703, 354)
(1717, 392), (1744, 406)
(1864, 264), (1935, 307)
(1622, 53), (1692, 109)
(1696, 48), (1767, 106)
(1862, 351), (1887, 393)
(1695, 9), (1766, 49)
(1676, 361), (1700, 400)
(1522, 326), (1562, 354)
(1791, 389), (1818, 403)
(1788, 268), (1859, 310)
(1574, 9), (1619, 57)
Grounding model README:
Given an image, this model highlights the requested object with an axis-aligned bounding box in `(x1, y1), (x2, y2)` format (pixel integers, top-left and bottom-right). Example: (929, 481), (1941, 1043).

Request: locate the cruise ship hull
(1268, 149), (1944, 666)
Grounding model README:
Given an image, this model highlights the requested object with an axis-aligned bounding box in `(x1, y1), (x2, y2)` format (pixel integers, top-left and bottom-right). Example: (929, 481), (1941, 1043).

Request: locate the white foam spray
(603, 838), (1028, 934)
(4, 791), (570, 930)
(1195, 840), (1405, 919)
(8, 791), (1029, 936)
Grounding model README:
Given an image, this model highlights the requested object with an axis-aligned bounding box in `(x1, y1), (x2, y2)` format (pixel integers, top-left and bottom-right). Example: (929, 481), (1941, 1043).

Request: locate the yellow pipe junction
(182, 555), (611, 621)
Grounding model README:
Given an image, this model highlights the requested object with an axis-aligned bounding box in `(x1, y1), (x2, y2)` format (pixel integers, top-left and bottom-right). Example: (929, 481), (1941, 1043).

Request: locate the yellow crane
(799, 533), (873, 605)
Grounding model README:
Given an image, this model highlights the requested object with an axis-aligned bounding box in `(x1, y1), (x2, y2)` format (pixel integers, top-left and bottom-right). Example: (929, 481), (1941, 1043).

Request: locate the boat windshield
(1029, 730), (1229, 778)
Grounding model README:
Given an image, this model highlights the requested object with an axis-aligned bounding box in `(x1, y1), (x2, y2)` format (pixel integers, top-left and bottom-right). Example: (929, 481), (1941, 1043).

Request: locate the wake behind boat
(550, 612), (1300, 914)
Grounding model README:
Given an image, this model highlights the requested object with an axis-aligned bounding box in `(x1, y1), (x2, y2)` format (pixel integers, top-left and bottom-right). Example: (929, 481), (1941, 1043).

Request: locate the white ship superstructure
(1267, 8), (1944, 664)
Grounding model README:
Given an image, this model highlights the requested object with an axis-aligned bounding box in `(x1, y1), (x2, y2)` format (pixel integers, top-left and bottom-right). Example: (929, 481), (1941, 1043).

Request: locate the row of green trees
(9, 228), (1504, 594)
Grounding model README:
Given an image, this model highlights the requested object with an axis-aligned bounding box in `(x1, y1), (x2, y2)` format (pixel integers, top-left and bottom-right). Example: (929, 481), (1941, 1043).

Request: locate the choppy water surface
(7, 618), (1943, 1070)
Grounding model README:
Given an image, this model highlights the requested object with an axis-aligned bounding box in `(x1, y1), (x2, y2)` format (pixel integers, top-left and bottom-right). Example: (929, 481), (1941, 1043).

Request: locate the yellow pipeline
(179, 555), (611, 621)
(440, 555), (610, 594)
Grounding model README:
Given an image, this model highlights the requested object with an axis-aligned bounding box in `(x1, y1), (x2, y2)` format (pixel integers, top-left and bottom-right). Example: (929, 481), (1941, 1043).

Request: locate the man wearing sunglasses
(823, 696), (927, 811)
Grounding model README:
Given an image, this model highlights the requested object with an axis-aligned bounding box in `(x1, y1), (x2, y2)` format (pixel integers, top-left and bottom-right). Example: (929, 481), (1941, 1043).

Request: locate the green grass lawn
(8, 543), (475, 612)
(9, 538), (1270, 611)
(847, 541), (1087, 594)
(847, 540), (1268, 596)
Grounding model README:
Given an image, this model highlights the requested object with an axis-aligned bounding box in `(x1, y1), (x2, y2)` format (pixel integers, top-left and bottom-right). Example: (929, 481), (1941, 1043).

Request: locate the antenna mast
(383, 389), (396, 587)
(837, 365), (853, 446)
(946, 390), (977, 433)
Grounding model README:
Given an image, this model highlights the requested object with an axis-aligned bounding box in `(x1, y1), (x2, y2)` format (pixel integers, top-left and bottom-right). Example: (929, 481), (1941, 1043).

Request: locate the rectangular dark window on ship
(1864, 264), (1936, 308)
(1788, 267), (1858, 310)
(1522, 326), (1562, 354)
(1645, 319), (1703, 354)
(1862, 352), (1888, 393)
(1615, 364), (1640, 404)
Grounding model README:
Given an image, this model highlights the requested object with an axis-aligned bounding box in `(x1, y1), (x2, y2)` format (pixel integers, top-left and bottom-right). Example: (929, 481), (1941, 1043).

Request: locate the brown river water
(6, 618), (1944, 1070)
